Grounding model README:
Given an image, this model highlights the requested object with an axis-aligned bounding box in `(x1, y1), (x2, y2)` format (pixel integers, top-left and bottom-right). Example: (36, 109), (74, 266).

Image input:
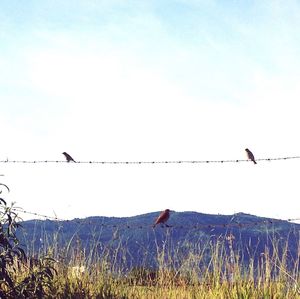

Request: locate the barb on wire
(11, 207), (300, 230)
(1, 155), (300, 165)
(12, 207), (63, 222)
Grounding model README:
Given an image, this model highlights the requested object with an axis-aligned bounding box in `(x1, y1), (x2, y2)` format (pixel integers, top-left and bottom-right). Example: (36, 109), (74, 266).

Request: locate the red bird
(245, 148), (257, 164)
(153, 209), (170, 228)
(62, 152), (76, 163)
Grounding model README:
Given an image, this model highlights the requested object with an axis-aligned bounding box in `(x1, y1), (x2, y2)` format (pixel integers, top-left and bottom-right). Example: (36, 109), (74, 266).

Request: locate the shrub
(0, 183), (56, 298)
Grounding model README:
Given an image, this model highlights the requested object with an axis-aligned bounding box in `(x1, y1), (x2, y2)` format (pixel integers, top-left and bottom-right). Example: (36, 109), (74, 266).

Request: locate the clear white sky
(1, 0), (300, 221)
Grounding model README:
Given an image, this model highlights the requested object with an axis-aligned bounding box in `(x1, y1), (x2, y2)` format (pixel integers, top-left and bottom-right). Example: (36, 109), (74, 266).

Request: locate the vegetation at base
(2, 234), (300, 298)
(1, 185), (300, 298)
(0, 184), (56, 298)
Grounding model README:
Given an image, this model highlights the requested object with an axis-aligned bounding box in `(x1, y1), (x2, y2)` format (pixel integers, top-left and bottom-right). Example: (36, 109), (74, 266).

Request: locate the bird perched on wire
(62, 152), (76, 163)
(153, 209), (170, 228)
(245, 148), (257, 164)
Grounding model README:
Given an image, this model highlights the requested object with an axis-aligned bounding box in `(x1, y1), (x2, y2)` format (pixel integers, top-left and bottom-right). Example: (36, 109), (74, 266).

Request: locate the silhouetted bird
(153, 209), (170, 228)
(245, 148), (257, 164)
(62, 152), (76, 163)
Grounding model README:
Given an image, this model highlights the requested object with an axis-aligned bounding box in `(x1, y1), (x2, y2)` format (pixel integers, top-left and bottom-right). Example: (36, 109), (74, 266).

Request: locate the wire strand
(11, 207), (300, 230)
(1, 156), (300, 164)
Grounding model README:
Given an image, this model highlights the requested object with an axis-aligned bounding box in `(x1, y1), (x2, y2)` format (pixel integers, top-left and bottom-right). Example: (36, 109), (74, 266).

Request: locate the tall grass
(14, 223), (300, 298)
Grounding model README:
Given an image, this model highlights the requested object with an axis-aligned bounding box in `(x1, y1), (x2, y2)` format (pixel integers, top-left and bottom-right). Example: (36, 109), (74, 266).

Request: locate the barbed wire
(2, 156), (300, 230)
(10, 207), (300, 230)
(0, 155), (300, 165)
(12, 207), (62, 221)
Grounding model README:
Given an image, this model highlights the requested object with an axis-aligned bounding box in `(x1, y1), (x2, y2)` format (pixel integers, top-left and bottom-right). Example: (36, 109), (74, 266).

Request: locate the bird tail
(253, 160), (257, 164)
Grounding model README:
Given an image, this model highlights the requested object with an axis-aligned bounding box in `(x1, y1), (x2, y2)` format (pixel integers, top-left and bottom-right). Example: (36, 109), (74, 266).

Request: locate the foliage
(0, 184), (56, 299)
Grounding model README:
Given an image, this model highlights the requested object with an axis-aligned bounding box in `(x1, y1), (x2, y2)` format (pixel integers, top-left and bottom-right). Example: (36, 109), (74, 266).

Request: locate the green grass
(8, 233), (300, 299)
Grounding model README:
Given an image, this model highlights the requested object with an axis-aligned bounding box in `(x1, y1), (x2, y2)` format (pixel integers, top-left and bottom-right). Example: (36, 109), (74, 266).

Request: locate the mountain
(17, 211), (300, 270)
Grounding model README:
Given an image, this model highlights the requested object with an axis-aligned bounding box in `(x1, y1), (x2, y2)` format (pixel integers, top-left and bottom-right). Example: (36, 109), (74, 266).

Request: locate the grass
(11, 229), (300, 298)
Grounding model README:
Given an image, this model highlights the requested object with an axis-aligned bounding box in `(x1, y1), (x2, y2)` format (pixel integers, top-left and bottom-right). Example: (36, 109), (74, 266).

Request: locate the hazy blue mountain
(17, 211), (300, 270)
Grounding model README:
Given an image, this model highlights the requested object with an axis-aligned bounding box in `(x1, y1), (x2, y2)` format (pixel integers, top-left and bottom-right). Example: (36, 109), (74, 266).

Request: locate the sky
(1, 0), (300, 221)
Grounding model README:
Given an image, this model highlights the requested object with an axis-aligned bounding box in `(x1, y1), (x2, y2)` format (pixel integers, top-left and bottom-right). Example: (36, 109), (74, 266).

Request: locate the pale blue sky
(1, 1), (300, 221)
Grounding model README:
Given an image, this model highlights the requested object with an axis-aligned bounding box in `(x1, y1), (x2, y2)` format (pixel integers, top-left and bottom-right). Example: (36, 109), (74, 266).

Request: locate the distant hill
(17, 211), (300, 269)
